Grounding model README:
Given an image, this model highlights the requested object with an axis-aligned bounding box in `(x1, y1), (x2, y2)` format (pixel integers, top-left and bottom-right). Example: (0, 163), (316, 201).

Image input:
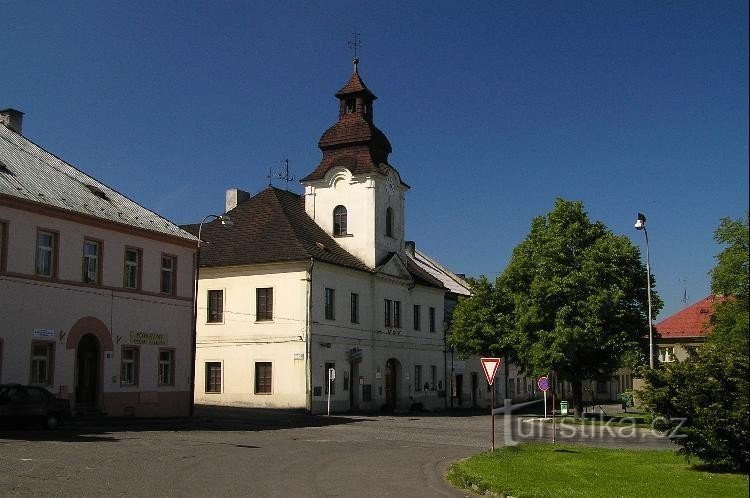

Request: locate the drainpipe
(305, 258), (314, 413)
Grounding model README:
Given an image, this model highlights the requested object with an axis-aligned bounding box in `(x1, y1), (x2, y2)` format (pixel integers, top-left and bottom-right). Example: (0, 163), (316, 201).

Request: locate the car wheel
(45, 414), (60, 430)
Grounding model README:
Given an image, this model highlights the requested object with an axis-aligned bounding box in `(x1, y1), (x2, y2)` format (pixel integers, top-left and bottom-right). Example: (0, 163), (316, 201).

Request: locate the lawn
(446, 443), (748, 498)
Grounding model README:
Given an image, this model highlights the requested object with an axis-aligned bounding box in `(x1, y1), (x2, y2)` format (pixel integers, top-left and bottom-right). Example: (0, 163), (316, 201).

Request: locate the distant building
(0, 108), (196, 417)
(187, 62), (463, 413)
(654, 295), (721, 362)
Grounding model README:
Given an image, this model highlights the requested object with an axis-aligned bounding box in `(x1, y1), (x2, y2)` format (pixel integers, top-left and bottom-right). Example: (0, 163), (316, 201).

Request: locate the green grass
(548, 414), (652, 428)
(446, 443), (748, 498)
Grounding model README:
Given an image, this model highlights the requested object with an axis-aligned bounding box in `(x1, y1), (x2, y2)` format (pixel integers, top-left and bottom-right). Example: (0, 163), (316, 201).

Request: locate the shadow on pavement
(0, 405), (371, 442)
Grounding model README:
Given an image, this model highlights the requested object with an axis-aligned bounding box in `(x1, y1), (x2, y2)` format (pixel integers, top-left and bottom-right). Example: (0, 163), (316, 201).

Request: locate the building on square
(0, 108), (196, 417)
(189, 62), (470, 413)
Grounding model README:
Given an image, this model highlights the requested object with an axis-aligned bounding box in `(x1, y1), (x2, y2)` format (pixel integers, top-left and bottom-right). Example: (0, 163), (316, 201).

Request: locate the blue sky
(3, 1), (747, 319)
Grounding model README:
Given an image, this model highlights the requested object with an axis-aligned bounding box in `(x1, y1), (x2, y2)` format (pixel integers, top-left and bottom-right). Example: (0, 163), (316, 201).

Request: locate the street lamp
(634, 212), (654, 369)
(190, 214), (233, 416)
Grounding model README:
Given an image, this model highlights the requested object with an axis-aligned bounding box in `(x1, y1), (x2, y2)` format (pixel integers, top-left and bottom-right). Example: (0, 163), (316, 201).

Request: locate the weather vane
(268, 159), (296, 191)
(348, 32), (362, 67)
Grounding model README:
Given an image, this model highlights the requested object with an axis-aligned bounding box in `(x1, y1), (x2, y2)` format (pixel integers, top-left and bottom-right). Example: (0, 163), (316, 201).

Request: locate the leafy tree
(641, 215), (749, 471)
(451, 199), (656, 417)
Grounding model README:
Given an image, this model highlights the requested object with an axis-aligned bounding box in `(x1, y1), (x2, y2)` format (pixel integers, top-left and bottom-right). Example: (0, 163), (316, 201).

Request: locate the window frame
(384, 299), (392, 327)
(35, 228), (58, 278)
(207, 289), (224, 323)
(158, 348), (175, 386)
(393, 300), (401, 328)
(429, 307), (436, 333)
(430, 365), (437, 391)
(256, 287), (273, 322)
(324, 288), (336, 320)
(160, 253), (177, 295)
(385, 207), (393, 237)
(205, 361), (222, 393)
(414, 365), (422, 392)
(350, 292), (359, 324)
(254, 361), (273, 394)
(30, 341), (54, 386)
(120, 346), (140, 386)
(333, 205), (348, 236)
(413, 304), (421, 331)
(82, 238), (103, 285)
(123, 246), (143, 290)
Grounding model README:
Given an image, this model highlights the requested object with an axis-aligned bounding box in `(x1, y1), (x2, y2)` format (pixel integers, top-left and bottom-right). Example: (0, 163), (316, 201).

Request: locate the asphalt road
(0, 407), (675, 497)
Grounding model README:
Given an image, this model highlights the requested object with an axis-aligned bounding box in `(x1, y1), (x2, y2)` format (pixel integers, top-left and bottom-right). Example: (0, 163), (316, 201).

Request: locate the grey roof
(410, 248), (471, 296)
(0, 123), (196, 242)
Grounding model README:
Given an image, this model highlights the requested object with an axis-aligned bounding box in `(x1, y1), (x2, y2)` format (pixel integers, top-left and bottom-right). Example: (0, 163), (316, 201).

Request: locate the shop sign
(129, 331), (167, 345)
(33, 328), (56, 339)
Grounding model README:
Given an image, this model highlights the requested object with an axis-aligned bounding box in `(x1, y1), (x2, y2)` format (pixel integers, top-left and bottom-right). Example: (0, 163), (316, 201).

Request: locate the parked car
(0, 384), (72, 429)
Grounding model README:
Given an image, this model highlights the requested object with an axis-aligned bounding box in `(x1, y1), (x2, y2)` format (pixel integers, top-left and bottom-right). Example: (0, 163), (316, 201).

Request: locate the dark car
(0, 384), (72, 429)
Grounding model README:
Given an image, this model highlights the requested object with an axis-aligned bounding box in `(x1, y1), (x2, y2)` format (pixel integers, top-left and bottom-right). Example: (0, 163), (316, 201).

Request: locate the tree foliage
(640, 214), (749, 472)
(450, 199), (656, 417)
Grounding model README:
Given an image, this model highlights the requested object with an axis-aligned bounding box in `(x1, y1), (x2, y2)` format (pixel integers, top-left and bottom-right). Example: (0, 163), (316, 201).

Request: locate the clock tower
(301, 60), (408, 269)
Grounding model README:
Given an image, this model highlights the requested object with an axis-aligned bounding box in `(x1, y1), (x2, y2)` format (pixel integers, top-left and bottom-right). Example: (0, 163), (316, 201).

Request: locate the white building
(0, 108), (197, 417)
(191, 63), (460, 413)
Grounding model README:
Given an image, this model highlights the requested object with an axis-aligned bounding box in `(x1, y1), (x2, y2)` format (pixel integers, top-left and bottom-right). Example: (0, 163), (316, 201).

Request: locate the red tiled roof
(655, 295), (721, 339)
(335, 69), (376, 99)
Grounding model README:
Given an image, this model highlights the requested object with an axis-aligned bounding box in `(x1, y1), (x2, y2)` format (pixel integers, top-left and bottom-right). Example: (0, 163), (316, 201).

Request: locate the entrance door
(455, 374), (463, 406)
(75, 334), (99, 407)
(349, 362), (359, 410)
(384, 359), (397, 410)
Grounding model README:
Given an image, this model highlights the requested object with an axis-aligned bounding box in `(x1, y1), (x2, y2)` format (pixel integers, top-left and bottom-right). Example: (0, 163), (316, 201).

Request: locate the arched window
(385, 207), (393, 237)
(333, 205), (347, 236)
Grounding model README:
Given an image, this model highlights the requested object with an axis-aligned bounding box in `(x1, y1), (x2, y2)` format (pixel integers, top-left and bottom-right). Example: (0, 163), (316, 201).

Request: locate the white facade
(0, 114), (196, 417)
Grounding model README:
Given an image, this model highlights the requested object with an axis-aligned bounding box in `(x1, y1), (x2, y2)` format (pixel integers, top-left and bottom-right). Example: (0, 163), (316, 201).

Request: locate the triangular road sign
(480, 357), (502, 386)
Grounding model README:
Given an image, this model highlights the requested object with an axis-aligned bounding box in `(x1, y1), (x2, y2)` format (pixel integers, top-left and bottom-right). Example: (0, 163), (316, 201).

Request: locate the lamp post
(190, 214), (233, 416)
(634, 212), (654, 369)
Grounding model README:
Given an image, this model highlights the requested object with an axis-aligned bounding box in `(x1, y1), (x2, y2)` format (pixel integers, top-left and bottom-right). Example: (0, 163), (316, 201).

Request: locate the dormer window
(333, 205), (348, 236)
(345, 99), (356, 114)
(385, 207), (393, 237)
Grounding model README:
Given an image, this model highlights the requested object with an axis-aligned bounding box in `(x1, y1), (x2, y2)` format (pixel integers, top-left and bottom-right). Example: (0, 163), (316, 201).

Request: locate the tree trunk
(572, 380), (584, 419)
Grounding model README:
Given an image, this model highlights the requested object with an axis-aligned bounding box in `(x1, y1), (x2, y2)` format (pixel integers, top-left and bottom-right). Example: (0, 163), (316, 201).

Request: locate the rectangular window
(121, 347), (139, 386)
(30, 342), (54, 385)
(158, 349), (174, 386)
(659, 347), (675, 363)
(350, 293), (359, 324)
(429, 307), (436, 333)
(414, 365), (423, 391)
(255, 362), (272, 394)
(384, 299), (392, 327)
(256, 288), (273, 321)
(207, 290), (224, 323)
(325, 288), (335, 320)
(413, 305), (421, 331)
(325, 362), (336, 394)
(205, 362), (222, 393)
(123, 247), (141, 289)
(160, 255), (176, 294)
(393, 301), (401, 328)
(0, 220), (8, 273)
(82, 239), (101, 284)
(596, 380), (608, 394)
(35, 230), (56, 277)
(430, 365), (437, 390)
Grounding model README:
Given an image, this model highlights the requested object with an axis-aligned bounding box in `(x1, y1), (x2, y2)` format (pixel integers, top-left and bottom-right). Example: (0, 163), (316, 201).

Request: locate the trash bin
(560, 401), (568, 416)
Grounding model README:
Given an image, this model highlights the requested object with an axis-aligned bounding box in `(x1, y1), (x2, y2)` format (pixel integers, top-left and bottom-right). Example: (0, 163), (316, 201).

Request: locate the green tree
(641, 215), (749, 471)
(451, 199), (656, 417)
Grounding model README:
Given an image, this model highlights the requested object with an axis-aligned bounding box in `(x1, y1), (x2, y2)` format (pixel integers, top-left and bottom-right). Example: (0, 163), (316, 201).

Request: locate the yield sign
(480, 357), (502, 386)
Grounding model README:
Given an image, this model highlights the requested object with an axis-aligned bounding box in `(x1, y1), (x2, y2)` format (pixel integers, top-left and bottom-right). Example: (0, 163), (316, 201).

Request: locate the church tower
(301, 59), (409, 269)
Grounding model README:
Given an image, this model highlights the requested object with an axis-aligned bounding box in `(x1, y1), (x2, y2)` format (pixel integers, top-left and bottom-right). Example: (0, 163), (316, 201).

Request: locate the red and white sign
(480, 358), (502, 386)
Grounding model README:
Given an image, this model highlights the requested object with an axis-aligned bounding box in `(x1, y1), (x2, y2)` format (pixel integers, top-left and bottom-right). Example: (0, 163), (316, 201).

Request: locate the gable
(375, 253), (412, 283)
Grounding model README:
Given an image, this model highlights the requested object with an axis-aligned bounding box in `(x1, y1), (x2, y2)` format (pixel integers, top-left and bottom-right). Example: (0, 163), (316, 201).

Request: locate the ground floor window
(30, 341), (54, 385)
(205, 362), (222, 393)
(158, 349), (174, 386)
(121, 347), (139, 386)
(414, 365), (422, 391)
(254, 362), (272, 394)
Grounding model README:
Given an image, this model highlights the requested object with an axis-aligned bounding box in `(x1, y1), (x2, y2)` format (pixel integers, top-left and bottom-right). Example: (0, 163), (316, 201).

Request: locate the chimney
(225, 188), (251, 213)
(405, 240), (416, 257)
(0, 108), (24, 134)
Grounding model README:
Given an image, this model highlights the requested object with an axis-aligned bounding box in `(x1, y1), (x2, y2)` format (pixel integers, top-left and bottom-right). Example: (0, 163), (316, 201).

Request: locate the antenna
(347, 32), (362, 68)
(268, 159), (296, 191)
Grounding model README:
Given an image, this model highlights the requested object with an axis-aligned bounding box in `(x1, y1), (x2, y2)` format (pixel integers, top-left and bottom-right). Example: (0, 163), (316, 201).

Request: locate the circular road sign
(537, 376), (549, 392)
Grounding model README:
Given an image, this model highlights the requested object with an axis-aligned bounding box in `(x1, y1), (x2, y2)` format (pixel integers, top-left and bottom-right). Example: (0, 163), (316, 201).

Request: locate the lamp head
(219, 215), (233, 227)
(634, 212), (646, 230)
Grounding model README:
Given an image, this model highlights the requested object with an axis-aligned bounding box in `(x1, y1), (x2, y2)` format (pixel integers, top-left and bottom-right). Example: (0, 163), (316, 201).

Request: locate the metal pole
(491, 382), (495, 451)
(327, 372), (331, 416)
(544, 390), (547, 419)
(644, 227), (653, 369)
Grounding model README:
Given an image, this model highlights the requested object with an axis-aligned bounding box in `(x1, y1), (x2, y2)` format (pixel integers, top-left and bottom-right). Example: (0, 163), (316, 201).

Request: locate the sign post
(327, 368), (335, 416)
(480, 358), (502, 451)
(537, 376), (549, 419)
